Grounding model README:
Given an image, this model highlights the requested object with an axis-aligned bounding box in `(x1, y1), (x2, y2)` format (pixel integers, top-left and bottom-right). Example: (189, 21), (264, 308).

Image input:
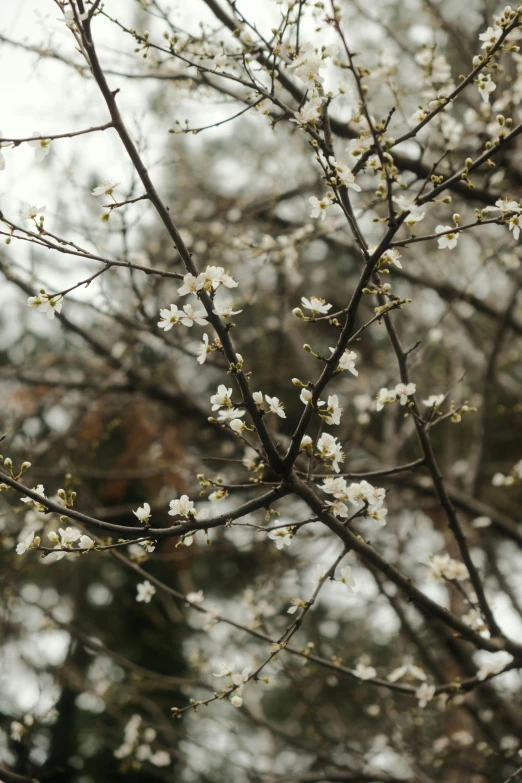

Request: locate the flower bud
(20, 461), (31, 474)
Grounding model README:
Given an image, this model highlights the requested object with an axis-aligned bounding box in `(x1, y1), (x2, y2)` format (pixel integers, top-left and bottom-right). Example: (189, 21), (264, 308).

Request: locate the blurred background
(1, 1), (522, 781)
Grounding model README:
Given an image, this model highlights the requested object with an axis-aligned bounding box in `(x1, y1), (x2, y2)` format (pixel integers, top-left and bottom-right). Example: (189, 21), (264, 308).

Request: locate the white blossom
(289, 43), (327, 85)
(300, 388), (313, 404)
(429, 553), (468, 581)
(19, 203), (46, 221)
(196, 333), (210, 364)
(211, 384), (233, 410)
(318, 476), (349, 497)
(133, 503), (151, 524)
(316, 432), (345, 472)
(20, 484), (47, 510)
(300, 434), (313, 450)
(395, 382), (416, 405)
(149, 750), (171, 767)
(423, 394), (445, 407)
(61, 7), (88, 27)
(392, 194), (416, 213)
(294, 97), (323, 123)
(435, 225), (459, 250)
(333, 348), (358, 375)
(483, 198), (521, 214)
(229, 418), (246, 433)
(168, 495), (195, 517)
(213, 299), (242, 318)
(27, 293), (63, 320)
(451, 729), (474, 746)
(301, 296), (332, 315)
(287, 596), (306, 614)
(310, 563), (326, 585)
(178, 272), (204, 296)
(387, 658), (426, 682)
(476, 653), (512, 681)
(376, 387), (395, 411)
(410, 107), (429, 125)
(205, 266), (238, 290)
(79, 535), (95, 550)
(405, 208), (425, 226)
(462, 608), (486, 631)
(325, 498), (349, 518)
(479, 26), (502, 49)
(231, 666), (251, 687)
(10, 721), (24, 741)
(92, 180), (119, 196)
(368, 507), (388, 527)
(477, 73), (496, 103)
(213, 662), (233, 678)
(265, 395), (286, 418)
(267, 527), (293, 549)
(115, 714), (141, 758)
(415, 682), (436, 708)
(28, 132), (51, 162)
(136, 580), (156, 603)
(180, 303), (207, 327)
(16, 530), (37, 555)
(185, 590), (204, 605)
(216, 407), (245, 423)
(354, 663), (377, 680)
(320, 477), (387, 525)
(59, 527), (82, 546)
(431, 54), (452, 83)
(321, 394), (343, 425)
(379, 249), (402, 268)
(508, 214), (521, 240)
(340, 565), (356, 592)
(158, 304), (182, 330)
(309, 195), (333, 220)
(500, 736), (519, 752)
(329, 156), (361, 191)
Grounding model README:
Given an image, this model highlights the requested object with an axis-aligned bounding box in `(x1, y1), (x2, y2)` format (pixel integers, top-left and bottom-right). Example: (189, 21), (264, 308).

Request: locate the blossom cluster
(114, 714), (170, 767)
(158, 266), (240, 332)
(213, 662), (252, 707)
(429, 554), (469, 582)
(376, 383), (416, 411)
(16, 526), (94, 557)
(300, 432), (345, 472)
(318, 476), (387, 525)
(492, 458), (522, 487)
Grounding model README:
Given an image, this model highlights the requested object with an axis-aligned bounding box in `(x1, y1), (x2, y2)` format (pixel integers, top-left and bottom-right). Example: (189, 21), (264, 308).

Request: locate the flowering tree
(1, 0), (522, 781)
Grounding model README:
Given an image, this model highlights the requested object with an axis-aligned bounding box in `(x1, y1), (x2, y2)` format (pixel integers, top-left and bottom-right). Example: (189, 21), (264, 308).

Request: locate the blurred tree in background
(1, 1), (522, 782)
